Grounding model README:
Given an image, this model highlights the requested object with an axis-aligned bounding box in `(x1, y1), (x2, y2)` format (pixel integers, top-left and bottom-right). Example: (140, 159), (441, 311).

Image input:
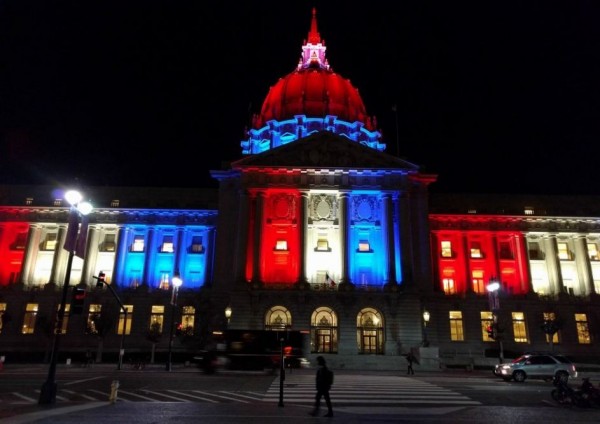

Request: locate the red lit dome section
(255, 67), (374, 130)
(251, 8), (377, 131)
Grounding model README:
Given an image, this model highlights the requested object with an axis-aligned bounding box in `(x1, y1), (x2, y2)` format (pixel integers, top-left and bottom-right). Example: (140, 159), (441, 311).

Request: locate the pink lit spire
(297, 7), (330, 71)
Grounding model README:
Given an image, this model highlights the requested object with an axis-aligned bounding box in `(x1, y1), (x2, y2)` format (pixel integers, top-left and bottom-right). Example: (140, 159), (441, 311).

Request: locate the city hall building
(0, 9), (598, 370)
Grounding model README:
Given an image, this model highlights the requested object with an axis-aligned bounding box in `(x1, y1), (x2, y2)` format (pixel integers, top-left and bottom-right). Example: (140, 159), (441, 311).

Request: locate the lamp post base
(39, 381), (57, 405)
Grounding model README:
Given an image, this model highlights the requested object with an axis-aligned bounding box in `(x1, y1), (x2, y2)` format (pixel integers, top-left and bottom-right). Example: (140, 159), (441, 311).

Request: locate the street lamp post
(422, 310), (431, 347)
(166, 273), (183, 372)
(39, 190), (92, 404)
(486, 278), (504, 363)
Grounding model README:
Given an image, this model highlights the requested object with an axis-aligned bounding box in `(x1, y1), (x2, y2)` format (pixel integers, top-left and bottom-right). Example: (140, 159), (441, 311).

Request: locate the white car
(494, 353), (577, 383)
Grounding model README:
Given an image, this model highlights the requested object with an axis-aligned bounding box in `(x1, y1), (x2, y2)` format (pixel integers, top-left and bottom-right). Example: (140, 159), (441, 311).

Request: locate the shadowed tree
(541, 316), (563, 353)
(35, 315), (55, 363)
(146, 321), (162, 364)
(86, 308), (114, 363)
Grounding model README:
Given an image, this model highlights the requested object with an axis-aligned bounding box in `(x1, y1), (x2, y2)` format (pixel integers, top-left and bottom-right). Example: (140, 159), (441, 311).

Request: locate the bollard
(109, 380), (120, 403)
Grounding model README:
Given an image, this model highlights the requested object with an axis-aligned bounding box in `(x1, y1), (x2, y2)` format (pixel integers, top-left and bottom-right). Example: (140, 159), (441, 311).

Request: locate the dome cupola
(241, 8), (384, 155)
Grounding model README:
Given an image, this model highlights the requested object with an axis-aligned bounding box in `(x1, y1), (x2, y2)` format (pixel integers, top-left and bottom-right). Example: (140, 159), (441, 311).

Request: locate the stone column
(251, 191), (265, 286)
(142, 227), (156, 288)
(80, 225), (101, 287)
(383, 193), (397, 287)
(50, 225), (69, 285)
(574, 235), (594, 295)
(543, 234), (563, 294)
(113, 226), (129, 288)
(338, 191), (351, 287)
(297, 191), (309, 287)
(20, 225), (42, 286)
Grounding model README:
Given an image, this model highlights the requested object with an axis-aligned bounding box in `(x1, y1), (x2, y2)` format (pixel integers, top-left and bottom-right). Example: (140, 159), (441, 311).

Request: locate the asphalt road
(1, 363), (600, 423)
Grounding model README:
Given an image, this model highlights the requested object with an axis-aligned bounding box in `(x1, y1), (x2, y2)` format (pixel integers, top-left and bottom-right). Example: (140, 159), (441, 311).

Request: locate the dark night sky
(1, 1), (599, 195)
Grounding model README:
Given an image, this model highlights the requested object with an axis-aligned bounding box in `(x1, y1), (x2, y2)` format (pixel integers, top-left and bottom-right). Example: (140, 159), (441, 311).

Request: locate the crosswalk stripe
(263, 374), (482, 406)
(191, 390), (247, 403)
(167, 389), (219, 403)
(142, 389), (192, 402)
(115, 389), (157, 401)
(12, 392), (37, 402)
(62, 389), (99, 401)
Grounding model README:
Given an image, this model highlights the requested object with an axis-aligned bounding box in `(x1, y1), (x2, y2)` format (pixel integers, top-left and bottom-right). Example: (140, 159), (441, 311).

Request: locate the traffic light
(486, 324), (495, 340)
(175, 322), (182, 336)
(95, 271), (106, 288)
(71, 286), (86, 315)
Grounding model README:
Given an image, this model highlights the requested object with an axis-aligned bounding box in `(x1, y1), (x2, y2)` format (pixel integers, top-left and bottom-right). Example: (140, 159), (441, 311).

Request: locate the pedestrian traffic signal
(95, 271), (106, 288)
(71, 286), (86, 315)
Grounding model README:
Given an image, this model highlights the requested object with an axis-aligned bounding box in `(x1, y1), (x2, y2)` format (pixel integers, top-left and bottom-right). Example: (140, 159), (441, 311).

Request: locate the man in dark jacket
(310, 356), (333, 417)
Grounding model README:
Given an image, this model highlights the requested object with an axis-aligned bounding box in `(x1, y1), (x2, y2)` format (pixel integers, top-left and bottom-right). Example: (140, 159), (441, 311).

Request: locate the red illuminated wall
(432, 227), (530, 295)
(0, 223), (29, 286)
(260, 190), (301, 285)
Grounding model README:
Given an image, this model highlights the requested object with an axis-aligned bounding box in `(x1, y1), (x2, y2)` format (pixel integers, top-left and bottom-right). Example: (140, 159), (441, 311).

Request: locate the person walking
(310, 356), (333, 417)
(406, 351), (415, 375)
(84, 349), (93, 368)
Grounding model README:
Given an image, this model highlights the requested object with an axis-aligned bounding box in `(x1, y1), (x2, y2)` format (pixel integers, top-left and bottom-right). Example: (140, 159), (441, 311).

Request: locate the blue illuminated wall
(348, 192), (389, 287)
(113, 224), (213, 290)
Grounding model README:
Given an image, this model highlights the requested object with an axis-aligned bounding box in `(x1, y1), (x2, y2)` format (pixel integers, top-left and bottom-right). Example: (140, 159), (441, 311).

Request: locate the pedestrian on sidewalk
(406, 351), (416, 375)
(84, 349), (93, 368)
(310, 356), (334, 417)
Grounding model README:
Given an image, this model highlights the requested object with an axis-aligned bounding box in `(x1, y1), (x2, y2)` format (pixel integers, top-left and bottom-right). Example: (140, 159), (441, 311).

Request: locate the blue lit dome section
(241, 8), (386, 155)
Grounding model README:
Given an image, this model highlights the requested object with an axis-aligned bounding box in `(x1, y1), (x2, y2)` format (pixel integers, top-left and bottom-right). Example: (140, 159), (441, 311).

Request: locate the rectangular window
(149, 305), (165, 334)
(316, 238), (329, 251)
(543, 312), (559, 344)
(22, 303), (38, 334)
(449, 311), (464, 341)
(470, 242), (483, 259)
(441, 240), (452, 258)
(0, 303), (6, 334)
(132, 236), (145, 252)
(159, 273), (170, 290)
(528, 242), (544, 260)
(181, 306), (195, 336)
(25, 197), (33, 205)
(117, 305), (134, 335)
(575, 313), (591, 344)
(101, 234), (116, 252)
(130, 271), (142, 289)
(275, 240), (288, 251)
(190, 236), (204, 253)
(161, 235), (174, 253)
(86, 304), (102, 335)
(43, 233), (58, 251)
(110, 199), (120, 207)
(358, 240), (371, 252)
(557, 242), (572, 260)
(11, 232), (27, 250)
(442, 278), (455, 295)
(588, 243), (599, 261)
(512, 312), (528, 343)
(472, 270), (485, 294)
(498, 241), (514, 260)
(481, 311), (494, 342)
(53, 198), (62, 207)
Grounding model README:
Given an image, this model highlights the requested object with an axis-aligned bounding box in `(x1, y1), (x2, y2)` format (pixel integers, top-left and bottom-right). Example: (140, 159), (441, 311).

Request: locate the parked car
(494, 353), (577, 383)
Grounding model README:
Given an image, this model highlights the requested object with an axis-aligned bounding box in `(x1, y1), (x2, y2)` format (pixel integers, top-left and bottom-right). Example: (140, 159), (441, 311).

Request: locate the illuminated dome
(242, 8), (385, 155)
(252, 8), (375, 131)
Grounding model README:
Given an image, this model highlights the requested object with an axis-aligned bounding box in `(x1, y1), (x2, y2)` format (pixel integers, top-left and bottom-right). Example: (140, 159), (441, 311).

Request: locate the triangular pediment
(232, 131), (419, 171)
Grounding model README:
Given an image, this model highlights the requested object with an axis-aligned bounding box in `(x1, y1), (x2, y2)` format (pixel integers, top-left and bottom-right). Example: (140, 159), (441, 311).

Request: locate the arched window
(265, 305), (292, 331)
(356, 307), (384, 354)
(310, 307), (338, 353)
